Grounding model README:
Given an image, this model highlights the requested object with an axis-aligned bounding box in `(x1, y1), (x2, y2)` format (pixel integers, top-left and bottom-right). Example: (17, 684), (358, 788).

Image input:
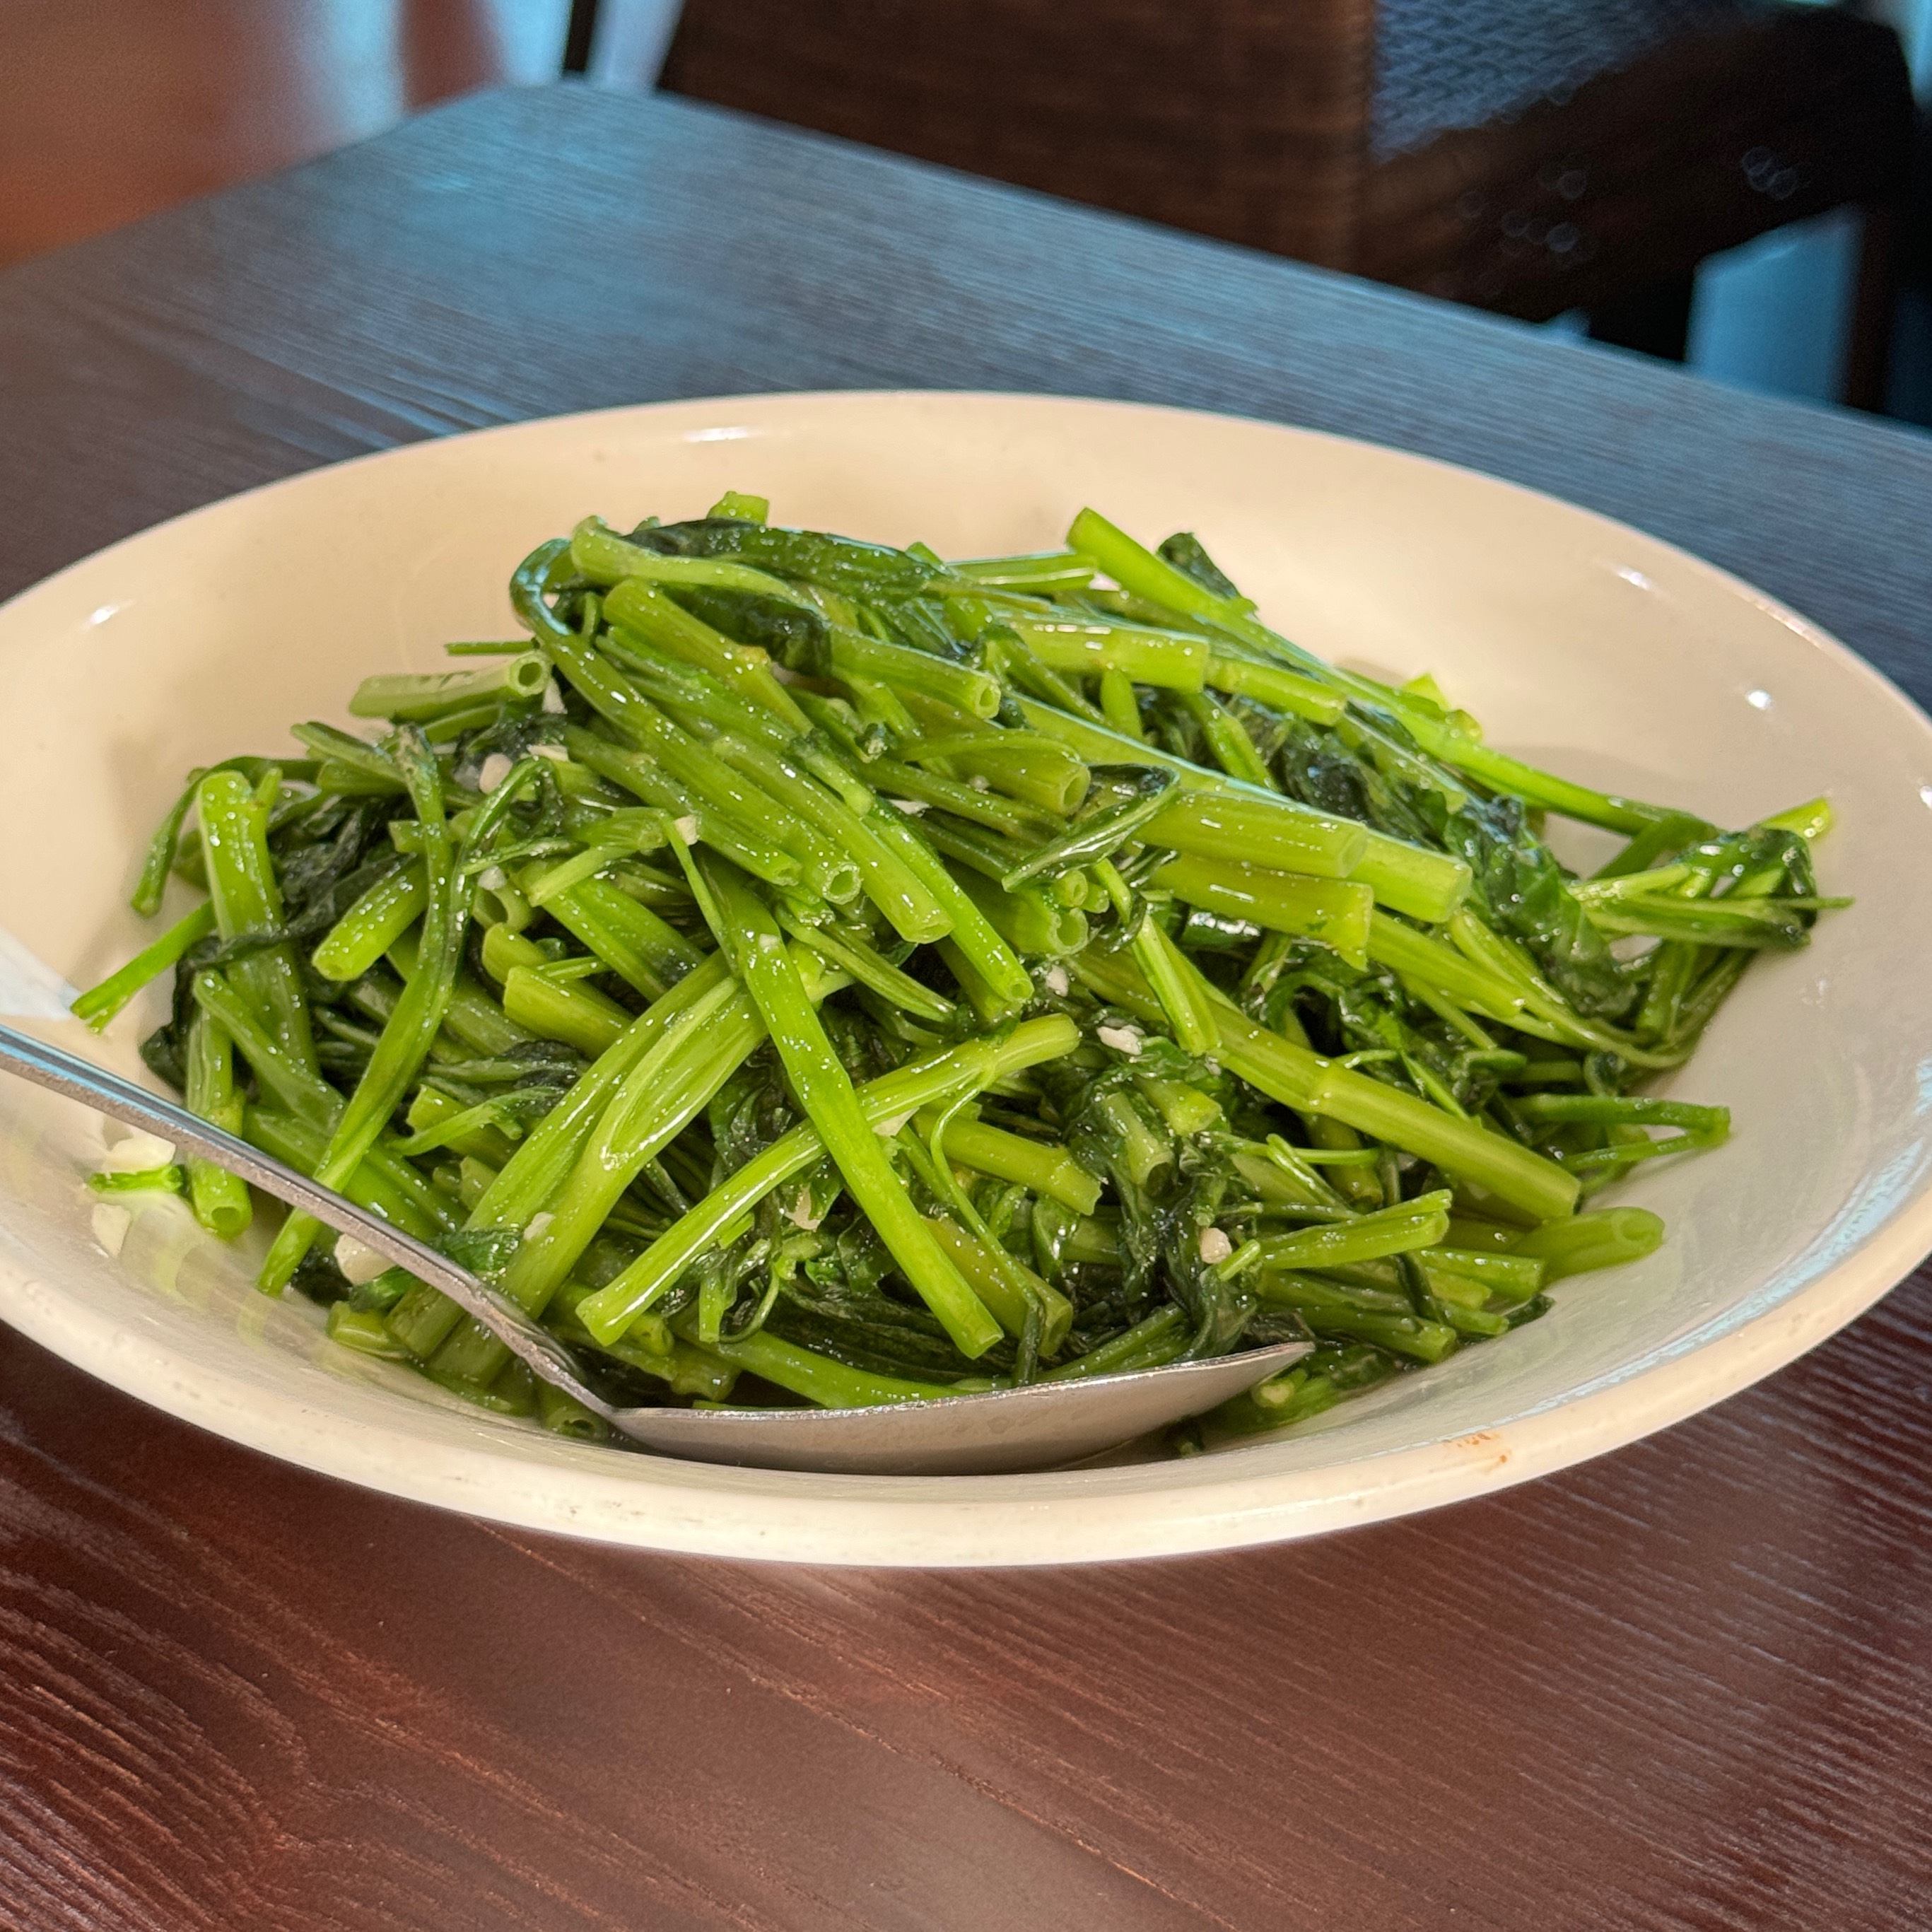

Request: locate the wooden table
(2, 86), (1928, 1931)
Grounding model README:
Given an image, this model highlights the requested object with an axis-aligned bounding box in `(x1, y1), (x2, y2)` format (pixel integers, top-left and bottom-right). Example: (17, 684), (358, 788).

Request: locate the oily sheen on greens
(74, 491), (1842, 1448)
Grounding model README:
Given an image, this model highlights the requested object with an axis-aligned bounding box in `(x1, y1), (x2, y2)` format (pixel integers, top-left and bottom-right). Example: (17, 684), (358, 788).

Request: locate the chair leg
(564, 0), (600, 75)
(1586, 274), (1696, 363)
(1844, 201), (1900, 414)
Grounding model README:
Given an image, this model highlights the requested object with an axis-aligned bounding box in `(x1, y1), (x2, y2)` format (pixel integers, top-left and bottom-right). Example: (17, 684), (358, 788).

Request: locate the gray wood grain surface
(1, 84), (1928, 1931)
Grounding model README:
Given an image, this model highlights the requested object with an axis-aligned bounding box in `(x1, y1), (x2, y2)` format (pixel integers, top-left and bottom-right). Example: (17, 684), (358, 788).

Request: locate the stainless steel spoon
(0, 1022), (1307, 1475)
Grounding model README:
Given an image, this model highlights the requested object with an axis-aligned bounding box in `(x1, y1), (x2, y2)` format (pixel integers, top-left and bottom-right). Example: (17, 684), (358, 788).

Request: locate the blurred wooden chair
(651, 0), (1914, 405)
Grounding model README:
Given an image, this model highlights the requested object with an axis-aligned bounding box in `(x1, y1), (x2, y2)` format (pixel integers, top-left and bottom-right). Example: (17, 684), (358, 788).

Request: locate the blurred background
(3, 0), (1929, 425)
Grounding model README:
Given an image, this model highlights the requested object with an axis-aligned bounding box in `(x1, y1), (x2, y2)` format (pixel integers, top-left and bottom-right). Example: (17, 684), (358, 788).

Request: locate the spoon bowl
(605, 1347), (1310, 1475)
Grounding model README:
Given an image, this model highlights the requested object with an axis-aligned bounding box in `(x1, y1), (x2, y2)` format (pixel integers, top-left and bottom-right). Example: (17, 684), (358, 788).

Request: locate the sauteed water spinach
(76, 496), (1844, 1449)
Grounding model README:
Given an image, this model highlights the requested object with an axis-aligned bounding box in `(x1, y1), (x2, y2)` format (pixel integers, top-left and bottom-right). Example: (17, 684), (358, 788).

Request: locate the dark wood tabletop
(2, 84), (1929, 1931)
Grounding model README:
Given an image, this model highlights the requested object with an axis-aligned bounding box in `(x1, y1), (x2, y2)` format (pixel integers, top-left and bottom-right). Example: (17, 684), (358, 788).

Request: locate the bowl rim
(4, 387), (1929, 1567)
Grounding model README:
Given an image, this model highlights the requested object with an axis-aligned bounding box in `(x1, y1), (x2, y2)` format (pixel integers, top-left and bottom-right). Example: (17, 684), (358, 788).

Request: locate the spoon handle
(0, 1020), (620, 1427)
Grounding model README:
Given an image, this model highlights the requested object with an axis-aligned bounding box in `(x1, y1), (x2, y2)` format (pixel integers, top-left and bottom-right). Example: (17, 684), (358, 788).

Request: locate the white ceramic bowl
(2, 392), (1928, 1567)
